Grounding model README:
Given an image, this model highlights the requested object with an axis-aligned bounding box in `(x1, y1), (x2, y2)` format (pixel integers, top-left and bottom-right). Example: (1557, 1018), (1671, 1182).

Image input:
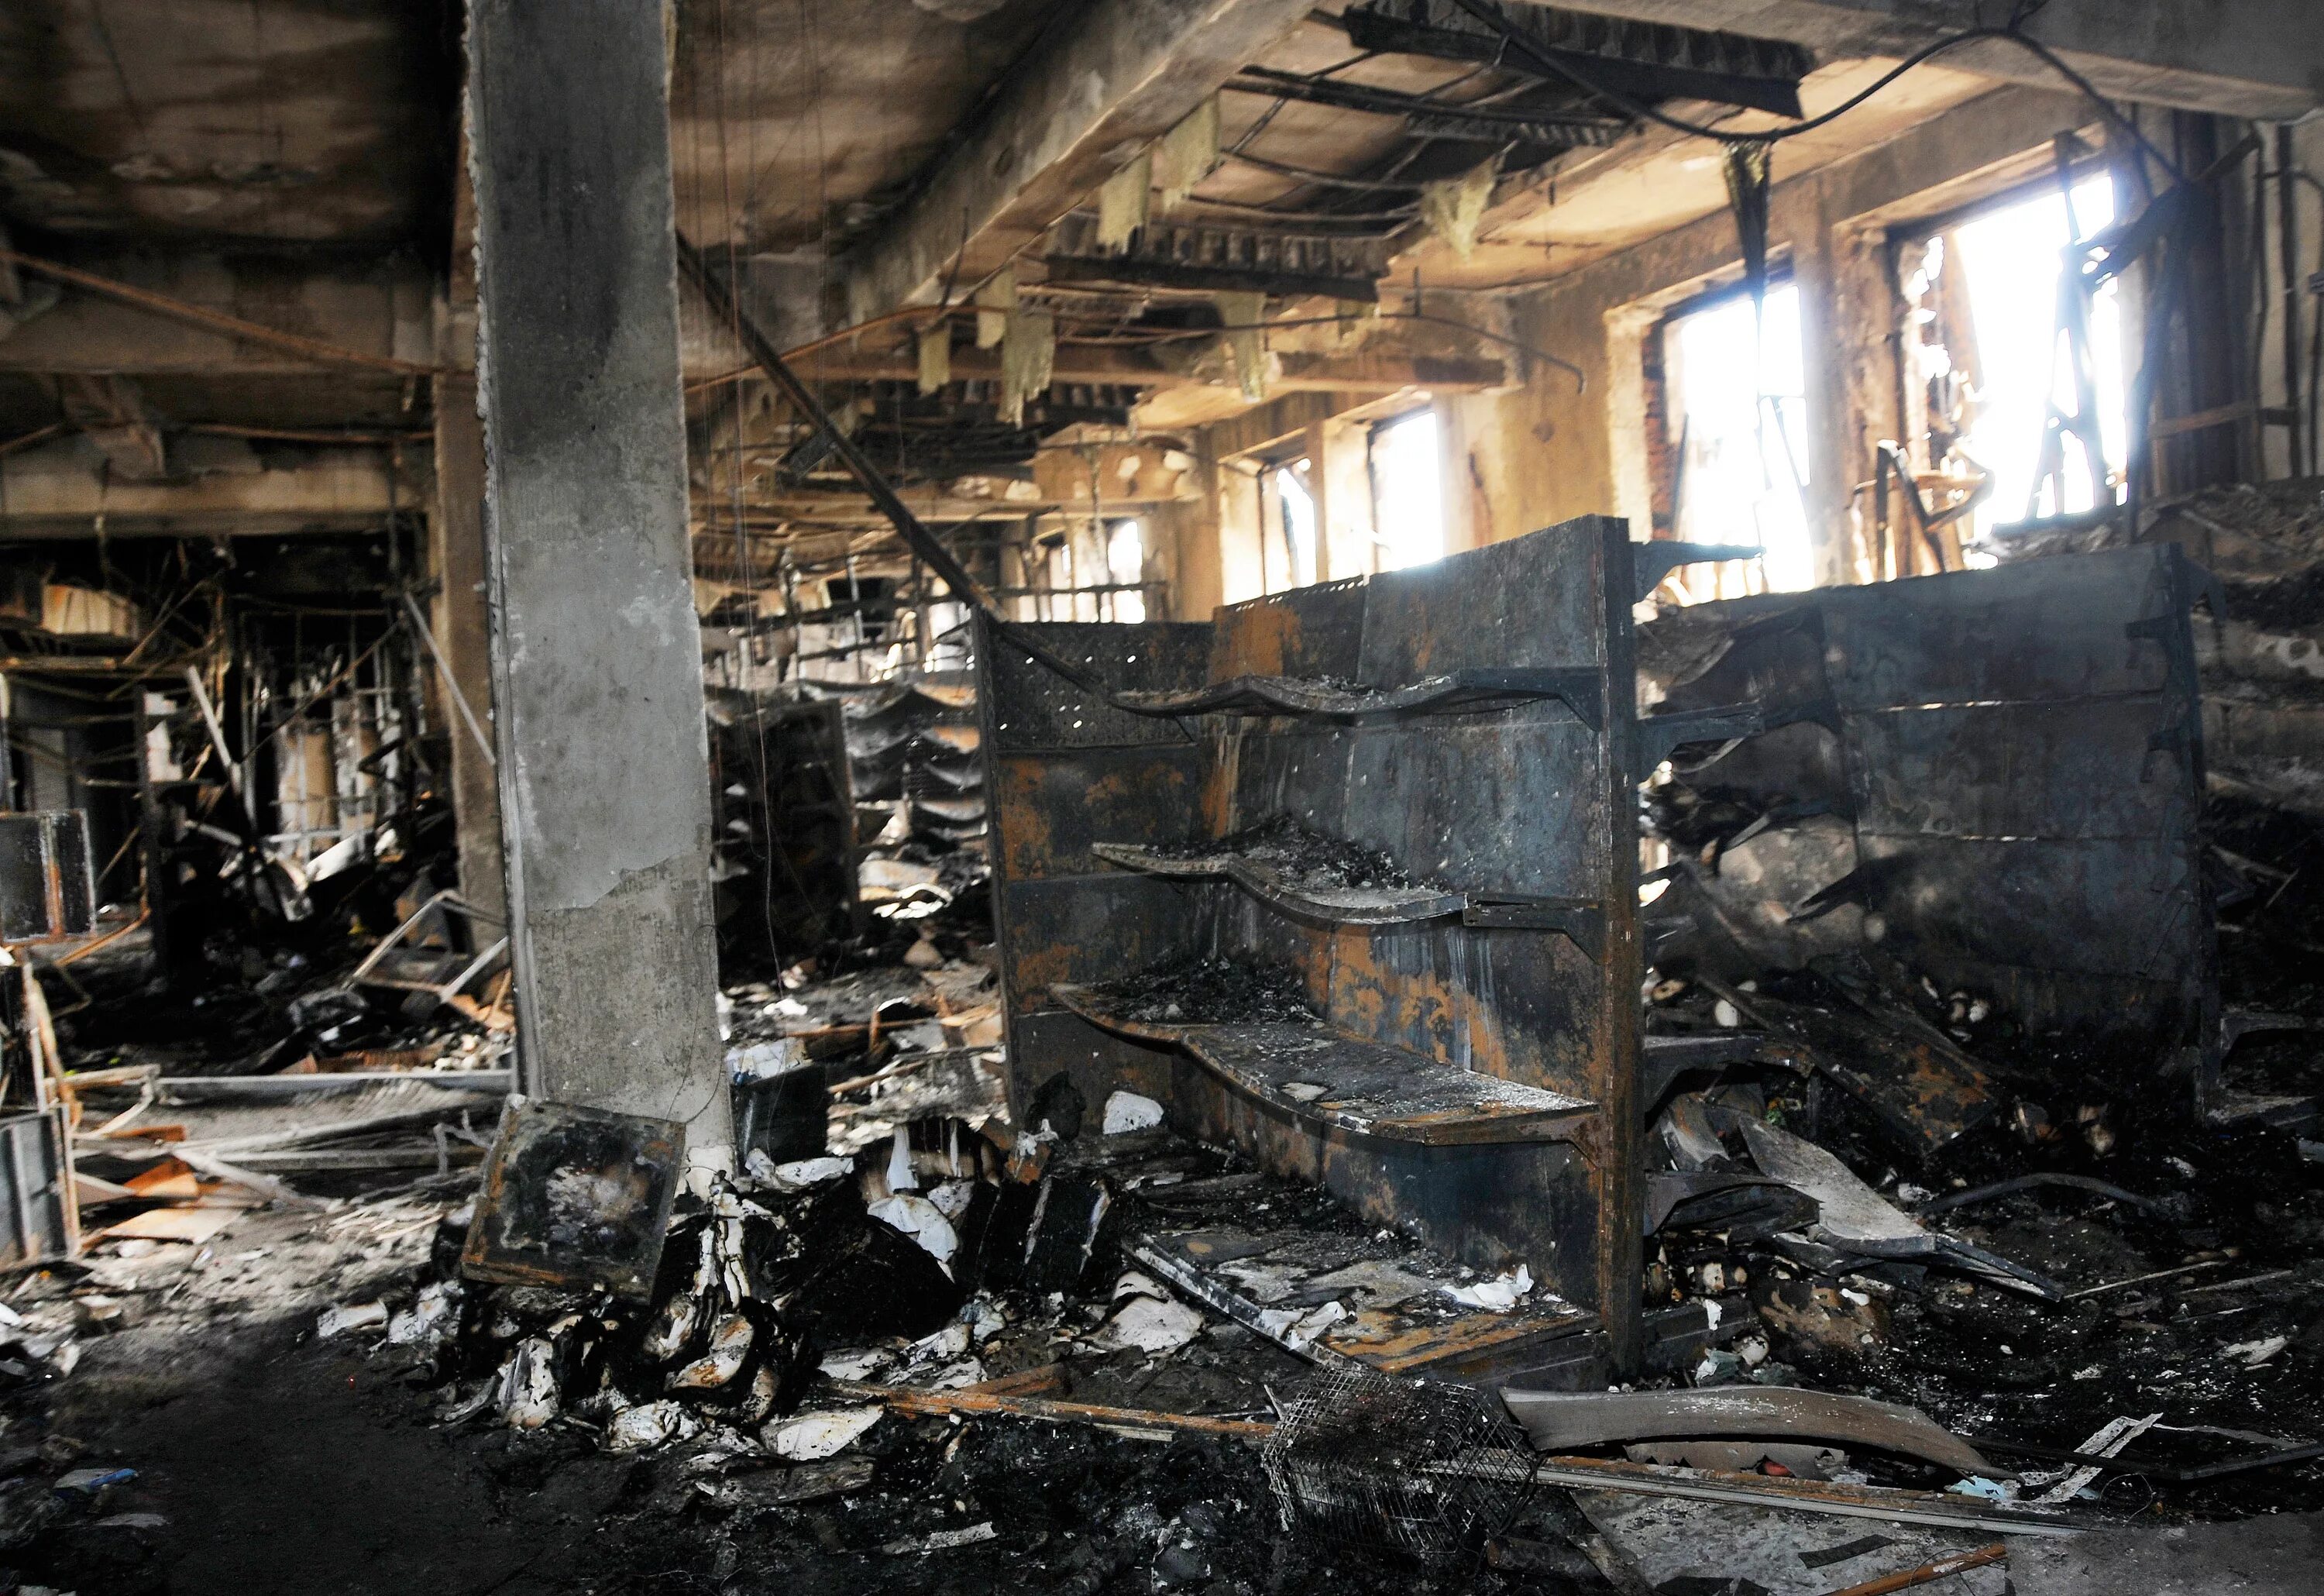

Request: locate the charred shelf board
(1112, 667), (1602, 727)
(1053, 983), (1595, 1145)
(1090, 841), (1466, 925)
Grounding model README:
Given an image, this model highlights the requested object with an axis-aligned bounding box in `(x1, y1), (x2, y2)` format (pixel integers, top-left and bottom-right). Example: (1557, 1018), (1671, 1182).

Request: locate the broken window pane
(1947, 173), (2126, 537)
(1273, 463), (1318, 589)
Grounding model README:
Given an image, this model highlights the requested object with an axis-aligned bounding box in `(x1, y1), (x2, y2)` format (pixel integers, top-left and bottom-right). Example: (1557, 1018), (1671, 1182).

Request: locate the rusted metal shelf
(1089, 840), (1466, 925)
(985, 519), (1647, 1364)
(1111, 667), (1602, 725)
(1053, 983), (1596, 1146)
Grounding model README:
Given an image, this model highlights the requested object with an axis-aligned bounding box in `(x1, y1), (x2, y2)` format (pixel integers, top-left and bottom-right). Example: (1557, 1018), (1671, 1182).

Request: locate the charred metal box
(462, 1098), (686, 1298)
(0, 811), (95, 945)
(0, 1106), (75, 1268)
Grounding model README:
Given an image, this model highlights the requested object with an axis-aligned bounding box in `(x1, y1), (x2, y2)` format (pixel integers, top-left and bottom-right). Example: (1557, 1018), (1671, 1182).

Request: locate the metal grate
(1261, 1367), (1537, 1566)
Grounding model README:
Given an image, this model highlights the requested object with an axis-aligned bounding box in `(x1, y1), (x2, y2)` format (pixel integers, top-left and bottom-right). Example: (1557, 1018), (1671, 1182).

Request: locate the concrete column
(466, 0), (730, 1155)
(429, 355), (505, 924)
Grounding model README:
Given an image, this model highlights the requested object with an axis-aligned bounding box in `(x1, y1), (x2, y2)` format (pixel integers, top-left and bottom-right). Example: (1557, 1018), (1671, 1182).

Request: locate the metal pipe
(398, 593), (496, 770)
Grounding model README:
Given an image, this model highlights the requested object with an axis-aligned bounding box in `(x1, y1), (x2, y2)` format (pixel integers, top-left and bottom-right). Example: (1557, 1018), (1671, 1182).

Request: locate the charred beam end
(1045, 213), (1392, 301)
(1339, 0), (1811, 120)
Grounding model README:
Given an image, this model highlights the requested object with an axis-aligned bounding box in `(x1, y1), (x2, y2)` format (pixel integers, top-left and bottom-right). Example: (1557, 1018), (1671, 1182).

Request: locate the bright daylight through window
(1666, 280), (1814, 592)
(1367, 408), (1444, 571)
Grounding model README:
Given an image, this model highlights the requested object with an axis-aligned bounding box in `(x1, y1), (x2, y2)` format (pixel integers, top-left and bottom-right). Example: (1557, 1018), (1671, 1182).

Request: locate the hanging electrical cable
(676, 233), (1112, 697)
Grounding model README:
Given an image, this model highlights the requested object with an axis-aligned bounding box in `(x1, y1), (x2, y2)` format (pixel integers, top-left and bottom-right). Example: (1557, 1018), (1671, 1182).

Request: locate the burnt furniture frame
(982, 516), (1650, 1370)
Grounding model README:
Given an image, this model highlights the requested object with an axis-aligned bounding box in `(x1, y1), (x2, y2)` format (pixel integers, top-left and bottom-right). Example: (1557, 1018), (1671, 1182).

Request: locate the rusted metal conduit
(1817, 1543), (2007, 1596)
(0, 247), (440, 378)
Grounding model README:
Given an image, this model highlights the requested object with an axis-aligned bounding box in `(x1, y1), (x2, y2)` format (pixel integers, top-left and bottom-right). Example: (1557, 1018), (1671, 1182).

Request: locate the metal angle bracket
(1631, 542), (1766, 602)
(1463, 894), (1605, 960)
(1786, 865), (1871, 924)
(2140, 699), (2202, 782)
(1636, 703), (1760, 766)
(1439, 667), (1605, 730)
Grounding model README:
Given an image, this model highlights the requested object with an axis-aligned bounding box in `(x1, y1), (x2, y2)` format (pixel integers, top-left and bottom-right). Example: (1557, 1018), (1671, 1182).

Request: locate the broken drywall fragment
(1214, 290), (1267, 401)
(975, 267), (1015, 349)
(1111, 1270), (1169, 1304)
(497, 1336), (559, 1429)
(884, 1522), (999, 1556)
(906, 1319), (972, 1365)
(916, 322), (951, 396)
(1420, 162), (1495, 259)
(1255, 1299), (1346, 1350)
(1102, 1090), (1164, 1135)
(1104, 1295), (1204, 1355)
(2226, 1335), (2289, 1367)
(998, 308), (1056, 425)
(769, 1405), (885, 1462)
(642, 1287), (703, 1362)
(928, 1179), (975, 1220)
(886, 1126), (920, 1192)
(1096, 150), (1152, 249)
(748, 1152), (851, 1192)
(385, 1281), (462, 1349)
(1155, 95), (1222, 208)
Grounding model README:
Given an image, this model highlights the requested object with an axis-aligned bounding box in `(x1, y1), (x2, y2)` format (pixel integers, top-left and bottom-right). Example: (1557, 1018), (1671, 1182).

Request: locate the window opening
(1664, 280), (1813, 593)
(1367, 409), (1446, 572)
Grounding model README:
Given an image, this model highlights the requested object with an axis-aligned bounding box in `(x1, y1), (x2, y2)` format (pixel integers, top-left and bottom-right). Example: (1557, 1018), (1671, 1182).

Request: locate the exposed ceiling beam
(0, 442), (422, 537)
(57, 375), (167, 481)
(841, 0), (1322, 325)
(703, 336), (1504, 394)
(1528, 0), (2322, 121)
(1337, 1), (1813, 118)
(1044, 213), (1395, 302)
(0, 253), (432, 377)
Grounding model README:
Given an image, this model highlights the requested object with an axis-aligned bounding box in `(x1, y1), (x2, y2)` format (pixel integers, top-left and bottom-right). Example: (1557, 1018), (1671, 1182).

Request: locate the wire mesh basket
(1261, 1366), (1538, 1566)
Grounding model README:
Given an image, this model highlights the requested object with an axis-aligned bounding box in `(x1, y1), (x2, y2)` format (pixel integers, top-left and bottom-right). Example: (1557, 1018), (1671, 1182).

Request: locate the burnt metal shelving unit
(1639, 543), (2216, 1100)
(981, 516), (1654, 1372)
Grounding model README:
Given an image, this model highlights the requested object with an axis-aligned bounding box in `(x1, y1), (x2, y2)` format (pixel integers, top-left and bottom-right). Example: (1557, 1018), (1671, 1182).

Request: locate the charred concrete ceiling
(0, 0), (460, 250)
(0, 0), (2315, 549)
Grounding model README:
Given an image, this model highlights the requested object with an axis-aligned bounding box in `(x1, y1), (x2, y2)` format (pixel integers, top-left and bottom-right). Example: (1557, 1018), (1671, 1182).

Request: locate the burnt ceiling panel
(0, 0), (457, 248)
(666, 0), (1082, 256)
